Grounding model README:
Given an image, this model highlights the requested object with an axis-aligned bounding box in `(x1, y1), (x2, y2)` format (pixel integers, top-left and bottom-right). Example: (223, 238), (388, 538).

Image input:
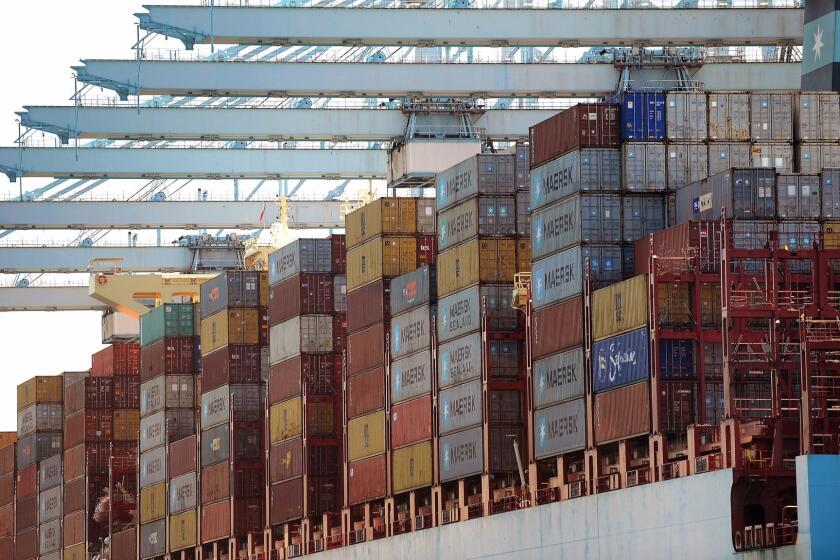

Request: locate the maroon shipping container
(14, 526), (35, 560)
(529, 103), (620, 169)
(16, 463), (36, 499)
(0, 444), (13, 476)
(417, 236), (437, 267)
(390, 395), (433, 449)
(0, 503), (12, 537)
(201, 345), (262, 392)
(15, 496), (36, 530)
(269, 354), (340, 404)
(531, 296), (584, 359)
(594, 381), (651, 445)
(63, 442), (136, 481)
(91, 342), (140, 377)
(333, 314), (348, 358)
(111, 528), (136, 560)
(347, 279), (390, 333)
(347, 454), (387, 505)
(201, 462), (229, 504)
(634, 221), (721, 276)
(307, 445), (340, 478)
(64, 409), (113, 448)
(269, 438), (304, 484)
(204, 463), (264, 505)
(0, 474), (12, 506)
(140, 337), (195, 382)
(0, 537), (12, 560)
(63, 510), (85, 547)
(201, 498), (263, 543)
(346, 367), (385, 419)
(64, 377), (113, 415)
(113, 375), (140, 408)
(347, 323), (385, 376)
(63, 445), (85, 481)
(269, 273), (335, 324)
(657, 380), (698, 434)
(63, 476), (86, 513)
(269, 478), (303, 526)
(169, 435), (197, 478)
(331, 234), (346, 274)
(64, 475), (111, 517)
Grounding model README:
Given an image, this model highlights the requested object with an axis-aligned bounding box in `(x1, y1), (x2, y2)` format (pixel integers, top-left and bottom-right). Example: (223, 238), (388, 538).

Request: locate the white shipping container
(139, 446), (166, 488)
(751, 93), (793, 142)
(531, 245), (583, 310)
(102, 311), (140, 343)
(390, 305), (433, 360)
(169, 472), (197, 514)
(667, 143), (708, 190)
(532, 347), (586, 410)
(751, 143), (794, 172)
(139, 411), (167, 452)
(708, 143), (751, 176)
(531, 195), (621, 260)
(436, 286), (481, 343)
(17, 403), (62, 437)
(39, 519), (61, 555)
(799, 143), (840, 174)
(530, 148), (621, 212)
(438, 332), (482, 388)
(438, 379), (483, 435)
(666, 92), (707, 141)
(534, 398), (587, 459)
(38, 485), (62, 523)
(269, 315), (333, 364)
(391, 349), (433, 405)
(708, 93), (750, 141)
(623, 143), (667, 192)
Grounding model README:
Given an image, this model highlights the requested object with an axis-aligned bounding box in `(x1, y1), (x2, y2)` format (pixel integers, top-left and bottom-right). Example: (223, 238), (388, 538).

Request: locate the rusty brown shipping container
(201, 345), (263, 392)
(140, 337), (195, 382)
(64, 377), (113, 415)
(0, 503), (12, 537)
(113, 375), (140, 409)
(331, 234), (347, 273)
(347, 367), (386, 419)
(347, 279), (390, 333)
(269, 354), (339, 404)
(390, 395), (433, 449)
(63, 510), (85, 547)
(91, 342), (140, 377)
(0, 537), (12, 560)
(529, 103), (620, 169)
(201, 462), (229, 504)
(111, 528), (135, 560)
(531, 296), (584, 359)
(168, 435), (197, 478)
(15, 496), (36, 530)
(347, 454), (387, 505)
(16, 463), (36, 498)
(201, 498), (263, 543)
(15, 527), (36, 560)
(269, 478), (304, 526)
(17, 376), (63, 411)
(269, 273), (336, 324)
(200, 463), (264, 503)
(269, 437), (304, 483)
(0, 474), (12, 506)
(347, 323), (385, 376)
(0, 444), (14, 476)
(593, 381), (651, 445)
(64, 409), (113, 448)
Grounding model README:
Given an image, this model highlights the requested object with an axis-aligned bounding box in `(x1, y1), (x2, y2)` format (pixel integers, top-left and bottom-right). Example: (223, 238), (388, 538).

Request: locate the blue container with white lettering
(592, 327), (650, 392)
(607, 91), (666, 141)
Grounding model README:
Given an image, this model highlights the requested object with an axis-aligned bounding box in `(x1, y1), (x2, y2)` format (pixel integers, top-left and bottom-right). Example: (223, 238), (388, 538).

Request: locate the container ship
(2, 89), (839, 560)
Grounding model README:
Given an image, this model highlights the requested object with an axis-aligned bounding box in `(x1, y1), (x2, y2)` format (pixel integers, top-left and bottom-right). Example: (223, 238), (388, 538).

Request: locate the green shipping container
(140, 303), (195, 347)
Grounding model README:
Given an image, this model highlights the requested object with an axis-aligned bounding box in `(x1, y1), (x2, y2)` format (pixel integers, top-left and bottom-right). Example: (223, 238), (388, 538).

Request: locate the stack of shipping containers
(0, 440), (13, 559)
(435, 152), (528, 521)
(16, 376), (63, 560)
(198, 271), (268, 559)
(138, 303), (199, 560)
(65, 344), (139, 560)
(266, 235), (346, 555)
(798, 92), (840, 174)
(343, 198), (435, 541)
(749, 92), (794, 172)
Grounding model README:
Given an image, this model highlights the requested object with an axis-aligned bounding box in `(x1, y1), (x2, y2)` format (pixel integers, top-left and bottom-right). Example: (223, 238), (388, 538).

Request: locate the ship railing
(625, 466), (652, 487)
(661, 461), (683, 481)
(414, 511), (433, 531)
(534, 485), (561, 505)
(306, 538), (325, 554)
(566, 479), (586, 499)
(324, 532), (344, 549)
(391, 515), (411, 535)
(489, 489), (530, 515)
(826, 291), (840, 311)
(466, 500), (484, 519)
(777, 290), (813, 311)
(371, 520), (387, 540)
(728, 289), (773, 309)
(596, 472), (621, 493)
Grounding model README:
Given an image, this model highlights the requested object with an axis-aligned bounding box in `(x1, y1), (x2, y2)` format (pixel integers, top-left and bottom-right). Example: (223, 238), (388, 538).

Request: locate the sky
(0, 1), (149, 431)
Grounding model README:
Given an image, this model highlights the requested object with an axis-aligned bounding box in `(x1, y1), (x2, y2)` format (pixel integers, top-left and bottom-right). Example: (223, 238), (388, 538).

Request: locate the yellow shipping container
(347, 410), (386, 462)
(437, 238), (518, 297)
(391, 440), (433, 494)
(824, 221), (840, 249)
(592, 275), (649, 341)
(169, 509), (198, 552)
(140, 483), (166, 523)
(113, 410), (140, 441)
(64, 543), (86, 560)
(200, 308), (260, 355)
(17, 376), (62, 411)
(346, 236), (418, 291)
(259, 271), (269, 307)
(345, 198), (419, 248)
(516, 239), (532, 274)
(269, 397), (302, 444)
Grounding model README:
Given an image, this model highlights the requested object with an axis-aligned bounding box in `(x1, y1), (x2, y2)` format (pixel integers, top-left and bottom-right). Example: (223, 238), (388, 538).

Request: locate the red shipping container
(594, 381), (651, 445)
(531, 296), (583, 359)
(63, 510), (85, 547)
(346, 367), (385, 419)
(269, 478), (303, 526)
(529, 103), (620, 169)
(331, 234), (347, 274)
(269, 273), (335, 324)
(347, 279), (390, 333)
(416, 236), (437, 267)
(16, 463), (36, 499)
(201, 345), (262, 392)
(390, 395), (433, 449)
(14, 527), (36, 560)
(269, 438), (304, 484)
(140, 337), (195, 382)
(270, 354), (340, 405)
(200, 462), (229, 505)
(63, 445), (85, 481)
(91, 342), (140, 377)
(0, 537), (12, 560)
(111, 528), (136, 560)
(62, 442), (134, 480)
(201, 498), (263, 543)
(347, 323), (385, 376)
(64, 377), (113, 415)
(113, 375), (140, 408)
(64, 410), (113, 448)
(347, 454), (387, 505)
(0, 474), (12, 506)
(0, 503), (12, 537)
(15, 496), (36, 530)
(63, 476), (86, 514)
(634, 220), (721, 276)
(0, 444), (13, 476)
(168, 435), (197, 478)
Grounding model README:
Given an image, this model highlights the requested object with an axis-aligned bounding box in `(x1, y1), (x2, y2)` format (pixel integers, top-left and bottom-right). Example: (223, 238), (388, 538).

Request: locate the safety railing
(625, 466), (651, 487)
(196, 0), (803, 9)
(596, 472), (621, 493)
(661, 461), (684, 481)
(19, 138), (384, 150)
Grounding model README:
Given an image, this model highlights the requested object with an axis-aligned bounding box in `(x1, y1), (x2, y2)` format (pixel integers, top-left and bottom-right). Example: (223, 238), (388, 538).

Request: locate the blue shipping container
(592, 327), (650, 392)
(658, 339), (695, 380)
(608, 91), (666, 141)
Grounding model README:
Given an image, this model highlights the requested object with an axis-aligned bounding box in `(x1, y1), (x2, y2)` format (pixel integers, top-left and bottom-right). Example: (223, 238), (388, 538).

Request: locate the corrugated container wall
(530, 148), (621, 213)
(608, 91), (665, 141)
(750, 92), (793, 141)
(268, 238), (332, 286)
(436, 154), (516, 211)
(622, 143), (667, 192)
(529, 104), (620, 169)
(708, 93), (750, 141)
(666, 92), (707, 141)
(591, 275), (648, 341)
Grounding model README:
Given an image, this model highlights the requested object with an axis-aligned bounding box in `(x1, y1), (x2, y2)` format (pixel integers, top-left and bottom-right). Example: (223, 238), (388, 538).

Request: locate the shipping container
(16, 463), (36, 498)
(0, 537), (10, 560)
(347, 367), (386, 418)
(530, 148), (621, 213)
(64, 543), (85, 560)
(201, 462), (231, 504)
(334, 275), (348, 313)
(439, 196), (517, 251)
(531, 195), (621, 261)
(666, 92), (707, 141)
(16, 432), (62, 469)
(346, 279), (390, 333)
(63, 510), (85, 547)
(200, 270), (263, 317)
(347, 411), (386, 462)
(529, 104), (620, 169)
(391, 395), (433, 449)
(439, 425), (484, 482)
(391, 349), (432, 405)
(269, 397), (302, 445)
(592, 327), (650, 392)
(347, 454), (387, 505)
(140, 446), (166, 488)
(390, 305), (432, 360)
(15, 527), (36, 560)
(708, 93), (750, 141)
(798, 142), (840, 174)
(201, 424), (261, 466)
(777, 173), (821, 219)
(111, 528), (136, 560)
(750, 142), (794, 172)
(113, 409), (140, 441)
(201, 345), (263, 392)
(140, 374), (194, 416)
(436, 154), (516, 211)
(38, 485), (62, 522)
(91, 342), (140, 377)
(622, 143), (667, 192)
(345, 197), (424, 247)
(140, 337), (195, 381)
(676, 168), (777, 223)
(436, 286), (481, 342)
(592, 275), (648, 341)
(140, 482), (166, 523)
(0, 475), (11, 506)
(531, 245), (583, 310)
(778, 221), (820, 250)
(169, 509), (197, 552)
(708, 142), (752, 176)
(113, 374), (140, 409)
(593, 381), (651, 445)
(139, 409), (194, 453)
(269, 478), (304, 525)
(16, 403), (62, 437)
(269, 354), (337, 404)
(622, 195), (667, 244)
(658, 381), (698, 434)
(438, 332), (482, 388)
(751, 92), (793, 141)
(515, 145), (530, 190)
(659, 340), (696, 380)
(439, 380), (483, 436)
(347, 323), (385, 376)
(200, 308), (261, 356)
(0, 444), (14, 476)
(667, 143), (708, 190)
(389, 265), (436, 318)
(140, 519), (166, 559)
(16, 496), (36, 530)
(516, 190), (530, 236)
(798, 92), (840, 140)
(269, 238), (333, 286)
(392, 440), (434, 494)
(17, 376), (62, 411)
(608, 91), (665, 141)
(202, 384), (264, 428)
(437, 237), (517, 296)
(39, 518), (61, 554)
(169, 472), (197, 514)
(169, 435), (196, 478)
(534, 398), (586, 459)
(201, 498), (262, 543)
(269, 273), (336, 324)
(0, 504), (10, 538)
(824, 170), (840, 219)
(140, 303), (195, 347)
(532, 347), (585, 410)
(37, 454), (62, 494)
(346, 236), (422, 291)
(531, 296), (583, 360)
(269, 438), (304, 483)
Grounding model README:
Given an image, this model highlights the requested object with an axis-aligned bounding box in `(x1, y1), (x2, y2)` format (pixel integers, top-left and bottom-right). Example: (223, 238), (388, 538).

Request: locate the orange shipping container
(113, 410), (140, 441)
(390, 396), (433, 449)
(201, 462), (230, 505)
(347, 454), (387, 505)
(63, 510), (85, 547)
(347, 323), (385, 377)
(516, 239), (532, 273)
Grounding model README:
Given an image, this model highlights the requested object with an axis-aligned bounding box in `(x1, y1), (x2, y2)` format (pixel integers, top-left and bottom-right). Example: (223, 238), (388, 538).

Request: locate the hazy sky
(0, 2), (149, 430)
